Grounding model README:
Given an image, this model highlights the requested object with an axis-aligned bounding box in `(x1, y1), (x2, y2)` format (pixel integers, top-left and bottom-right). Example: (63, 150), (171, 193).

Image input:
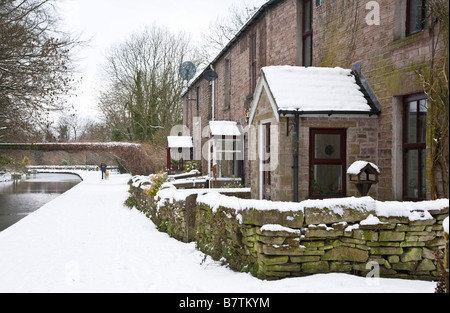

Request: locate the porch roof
(256, 66), (380, 118)
(209, 121), (242, 137)
(167, 136), (193, 148)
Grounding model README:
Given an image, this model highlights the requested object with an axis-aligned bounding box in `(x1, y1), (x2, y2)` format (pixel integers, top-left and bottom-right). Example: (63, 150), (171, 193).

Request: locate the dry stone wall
(131, 182), (448, 281)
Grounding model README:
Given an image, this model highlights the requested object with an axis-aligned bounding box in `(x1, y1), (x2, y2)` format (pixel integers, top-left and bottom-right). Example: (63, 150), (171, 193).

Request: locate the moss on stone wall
(131, 181), (448, 281)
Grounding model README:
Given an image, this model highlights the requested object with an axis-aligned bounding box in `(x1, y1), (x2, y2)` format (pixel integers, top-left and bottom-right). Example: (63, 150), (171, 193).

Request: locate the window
(250, 34), (257, 93)
(303, 0), (313, 67)
(262, 122), (271, 200)
(315, 0), (322, 8)
(196, 87), (200, 116)
(225, 58), (231, 108)
(406, 0), (429, 36)
(403, 94), (427, 200)
(309, 129), (347, 198)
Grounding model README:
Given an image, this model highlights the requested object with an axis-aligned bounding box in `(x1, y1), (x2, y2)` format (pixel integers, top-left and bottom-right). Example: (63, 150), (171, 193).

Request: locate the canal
(0, 173), (82, 232)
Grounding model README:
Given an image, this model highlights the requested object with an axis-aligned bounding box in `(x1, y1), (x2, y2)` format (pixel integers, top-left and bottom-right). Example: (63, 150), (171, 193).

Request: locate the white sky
(57, 0), (267, 118)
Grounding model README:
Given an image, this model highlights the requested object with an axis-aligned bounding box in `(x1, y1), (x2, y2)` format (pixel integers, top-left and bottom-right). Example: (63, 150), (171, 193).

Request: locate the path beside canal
(0, 171), (437, 293)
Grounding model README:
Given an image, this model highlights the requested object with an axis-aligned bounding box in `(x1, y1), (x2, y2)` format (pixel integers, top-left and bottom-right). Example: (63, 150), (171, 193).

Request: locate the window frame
(309, 128), (347, 199)
(302, 0), (313, 67)
(250, 33), (258, 93)
(402, 93), (428, 201)
(406, 0), (429, 36)
(196, 86), (200, 116)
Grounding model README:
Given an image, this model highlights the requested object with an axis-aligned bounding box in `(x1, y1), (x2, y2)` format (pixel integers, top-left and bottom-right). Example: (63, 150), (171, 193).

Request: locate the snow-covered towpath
(0, 171), (436, 293)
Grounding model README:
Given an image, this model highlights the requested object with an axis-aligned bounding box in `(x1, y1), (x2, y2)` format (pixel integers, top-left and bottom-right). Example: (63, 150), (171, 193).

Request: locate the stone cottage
(182, 0), (448, 202)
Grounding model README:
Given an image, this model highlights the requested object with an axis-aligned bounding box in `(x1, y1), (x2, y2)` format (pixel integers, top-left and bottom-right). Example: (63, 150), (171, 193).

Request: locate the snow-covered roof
(209, 121), (242, 137)
(260, 66), (373, 114)
(167, 136), (193, 148)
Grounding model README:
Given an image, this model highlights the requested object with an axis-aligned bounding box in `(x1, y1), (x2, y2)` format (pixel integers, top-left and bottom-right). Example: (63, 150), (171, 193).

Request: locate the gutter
(352, 62), (382, 115)
(279, 110), (379, 117)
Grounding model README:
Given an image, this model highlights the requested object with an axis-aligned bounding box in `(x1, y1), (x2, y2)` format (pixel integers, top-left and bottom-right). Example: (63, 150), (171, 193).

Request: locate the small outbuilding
(167, 136), (193, 175)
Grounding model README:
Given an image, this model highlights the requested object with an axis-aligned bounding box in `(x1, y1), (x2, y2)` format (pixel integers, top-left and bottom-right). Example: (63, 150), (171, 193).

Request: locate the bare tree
(199, 0), (262, 63)
(98, 25), (196, 143)
(55, 114), (88, 141)
(0, 0), (79, 142)
(418, 0), (449, 199)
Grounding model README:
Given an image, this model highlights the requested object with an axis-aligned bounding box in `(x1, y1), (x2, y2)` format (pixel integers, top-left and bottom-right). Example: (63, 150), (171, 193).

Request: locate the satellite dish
(203, 70), (218, 82)
(179, 61), (197, 81)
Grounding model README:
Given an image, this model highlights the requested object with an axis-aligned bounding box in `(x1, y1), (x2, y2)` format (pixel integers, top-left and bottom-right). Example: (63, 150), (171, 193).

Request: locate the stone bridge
(0, 142), (154, 175)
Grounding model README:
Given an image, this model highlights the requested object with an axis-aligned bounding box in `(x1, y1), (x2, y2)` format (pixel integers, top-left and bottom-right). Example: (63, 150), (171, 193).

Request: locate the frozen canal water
(0, 173), (81, 232)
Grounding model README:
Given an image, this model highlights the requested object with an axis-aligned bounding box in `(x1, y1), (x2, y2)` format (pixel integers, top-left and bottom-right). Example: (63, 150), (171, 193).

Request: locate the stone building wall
(312, 0), (447, 200)
(183, 0), (446, 201)
(183, 0), (300, 185)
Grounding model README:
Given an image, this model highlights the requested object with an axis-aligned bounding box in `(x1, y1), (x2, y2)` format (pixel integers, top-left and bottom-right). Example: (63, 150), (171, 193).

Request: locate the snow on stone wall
(130, 179), (449, 281)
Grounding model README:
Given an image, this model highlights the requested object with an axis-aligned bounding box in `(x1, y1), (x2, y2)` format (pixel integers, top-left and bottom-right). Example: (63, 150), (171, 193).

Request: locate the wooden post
(167, 147), (171, 174)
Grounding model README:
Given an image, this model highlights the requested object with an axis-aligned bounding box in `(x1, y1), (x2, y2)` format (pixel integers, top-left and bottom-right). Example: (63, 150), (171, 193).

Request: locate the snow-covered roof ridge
(261, 65), (373, 114)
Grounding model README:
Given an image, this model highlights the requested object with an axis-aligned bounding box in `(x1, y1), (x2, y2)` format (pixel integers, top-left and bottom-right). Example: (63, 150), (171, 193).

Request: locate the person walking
(100, 162), (107, 180)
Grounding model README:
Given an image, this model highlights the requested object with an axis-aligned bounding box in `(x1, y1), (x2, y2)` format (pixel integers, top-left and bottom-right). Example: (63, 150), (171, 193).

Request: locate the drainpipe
(211, 65), (215, 121)
(293, 113), (300, 202)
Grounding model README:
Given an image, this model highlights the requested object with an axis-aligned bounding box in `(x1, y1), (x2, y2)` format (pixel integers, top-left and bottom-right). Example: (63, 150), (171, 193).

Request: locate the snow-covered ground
(0, 171), (437, 293)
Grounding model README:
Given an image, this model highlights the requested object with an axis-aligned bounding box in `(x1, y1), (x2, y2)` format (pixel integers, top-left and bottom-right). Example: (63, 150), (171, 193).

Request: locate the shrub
(144, 172), (168, 197)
